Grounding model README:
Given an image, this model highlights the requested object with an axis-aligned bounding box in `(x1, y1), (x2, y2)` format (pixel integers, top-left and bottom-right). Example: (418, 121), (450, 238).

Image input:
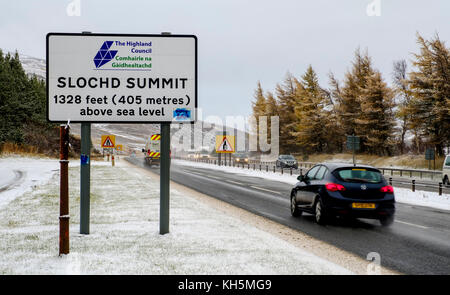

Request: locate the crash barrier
(176, 157), (449, 195)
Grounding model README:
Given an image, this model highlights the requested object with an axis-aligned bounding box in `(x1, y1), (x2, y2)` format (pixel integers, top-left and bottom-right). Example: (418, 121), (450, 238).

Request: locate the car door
(296, 165), (321, 205)
(304, 165), (328, 206)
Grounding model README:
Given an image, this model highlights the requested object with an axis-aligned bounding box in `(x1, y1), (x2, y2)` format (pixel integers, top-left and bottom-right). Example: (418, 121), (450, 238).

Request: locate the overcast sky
(1, 0), (449, 119)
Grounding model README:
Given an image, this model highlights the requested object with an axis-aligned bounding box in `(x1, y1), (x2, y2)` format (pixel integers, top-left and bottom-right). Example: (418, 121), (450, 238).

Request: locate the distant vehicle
(443, 155), (450, 186)
(276, 154), (298, 169)
(290, 163), (396, 226)
(142, 134), (161, 166)
(196, 150), (211, 159)
(233, 152), (249, 163)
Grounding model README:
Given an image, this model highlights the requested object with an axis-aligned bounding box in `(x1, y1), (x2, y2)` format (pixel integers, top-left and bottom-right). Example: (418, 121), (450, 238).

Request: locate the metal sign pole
(352, 134), (356, 166)
(160, 122), (170, 235)
(160, 32), (171, 235)
(80, 122), (91, 234)
(80, 31), (92, 235)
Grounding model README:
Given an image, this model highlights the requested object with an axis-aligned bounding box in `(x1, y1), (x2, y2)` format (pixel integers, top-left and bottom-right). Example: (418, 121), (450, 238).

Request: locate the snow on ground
(395, 188), (450, 211)
(0, 156), (60, 210)
(174, 160), (450, 211)
(0, 157), (352, 274)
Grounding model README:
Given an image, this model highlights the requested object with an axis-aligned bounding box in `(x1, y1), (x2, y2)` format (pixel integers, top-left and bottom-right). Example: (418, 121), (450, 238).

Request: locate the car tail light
(325, 183), (346, 192)
(380, 185), (394, 193)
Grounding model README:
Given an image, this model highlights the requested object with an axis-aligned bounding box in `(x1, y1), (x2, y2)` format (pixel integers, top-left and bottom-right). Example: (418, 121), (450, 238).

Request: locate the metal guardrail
(176, 157), (449, 196)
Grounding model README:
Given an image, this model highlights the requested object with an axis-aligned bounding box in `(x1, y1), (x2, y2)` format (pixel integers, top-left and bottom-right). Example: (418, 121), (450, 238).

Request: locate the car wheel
(380, 215), (394, 227)
(290, 194), (302, 217)
(444, 176), (449, 187)
(314, 198), (328, 225)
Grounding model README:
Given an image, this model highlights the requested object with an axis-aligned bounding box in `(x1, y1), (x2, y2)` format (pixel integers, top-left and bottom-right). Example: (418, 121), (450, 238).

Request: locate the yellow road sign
(101, 135), (116, 148)
(215, 135), (235, 153)
(115, 144), (123, 151)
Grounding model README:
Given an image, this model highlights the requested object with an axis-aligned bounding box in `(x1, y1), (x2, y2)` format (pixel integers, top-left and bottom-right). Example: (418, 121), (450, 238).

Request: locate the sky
(1, 0), (449, 120)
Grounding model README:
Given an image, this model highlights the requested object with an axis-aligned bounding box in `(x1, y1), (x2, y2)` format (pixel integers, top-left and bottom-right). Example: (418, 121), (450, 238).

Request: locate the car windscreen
(333, 168), (383, 184)
(280, 155), (295, 160)
(445, 156), (450, 166)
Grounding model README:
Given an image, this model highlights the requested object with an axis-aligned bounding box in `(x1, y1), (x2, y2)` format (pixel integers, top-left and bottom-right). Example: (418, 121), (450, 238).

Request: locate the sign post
(425, 148), (435, 170)
(59, 124), (70, 255)
(216, 133), (235, 167)
(346, 135), (360, 166)
(80, 122), (91, 234)
(47, 32), (197, 238)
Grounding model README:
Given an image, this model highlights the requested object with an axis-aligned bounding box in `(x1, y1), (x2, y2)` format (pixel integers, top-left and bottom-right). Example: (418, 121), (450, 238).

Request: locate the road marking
(250, 185), (282, 195)
(225, 179), (244, 185)
(395, 219), (429, 229)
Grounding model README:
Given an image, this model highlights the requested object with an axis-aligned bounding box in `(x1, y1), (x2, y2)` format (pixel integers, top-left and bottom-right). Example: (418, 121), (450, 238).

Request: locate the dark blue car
(290, 163), (395, 226)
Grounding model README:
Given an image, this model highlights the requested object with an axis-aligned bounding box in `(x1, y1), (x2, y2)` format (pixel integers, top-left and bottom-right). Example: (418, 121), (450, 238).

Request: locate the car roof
(318, 162), (379, 171)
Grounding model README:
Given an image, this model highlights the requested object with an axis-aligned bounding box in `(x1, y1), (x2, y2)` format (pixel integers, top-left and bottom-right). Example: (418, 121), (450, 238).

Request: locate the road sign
(425, 148), (435, 160)
(215, 135), (235, 153)
(115, 144), (123, 151)
(101, 135), (116, 148)
(346, 135), (360, 151)
(47, 33), (197, 123)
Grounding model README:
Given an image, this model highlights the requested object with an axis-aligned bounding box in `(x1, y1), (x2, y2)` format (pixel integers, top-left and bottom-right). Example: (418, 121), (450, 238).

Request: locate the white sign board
(47, 33), (197, 123)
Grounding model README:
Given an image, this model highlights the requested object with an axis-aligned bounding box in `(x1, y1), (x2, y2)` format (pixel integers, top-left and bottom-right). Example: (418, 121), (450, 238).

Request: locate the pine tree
(392, 59), (420, 154)
(405, 33), (450, 156)
(356, 71), (396, 155)
(275, 73), (298, 153)
(251, 81), (267, 152)
(336, 49), (374, 139)
(265, 91), (278, 145)
(293, 66), (329, 153)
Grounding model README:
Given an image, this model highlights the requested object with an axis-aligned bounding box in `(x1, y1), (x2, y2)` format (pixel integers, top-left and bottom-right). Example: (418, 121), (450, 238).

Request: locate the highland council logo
(93, 41), (118, 68)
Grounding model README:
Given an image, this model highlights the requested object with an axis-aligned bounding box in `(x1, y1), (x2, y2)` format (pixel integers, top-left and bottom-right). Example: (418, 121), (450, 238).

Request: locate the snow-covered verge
(173, 160), (450, 211)
(0, 157), (352, 274)
(0, 156), (60, 210)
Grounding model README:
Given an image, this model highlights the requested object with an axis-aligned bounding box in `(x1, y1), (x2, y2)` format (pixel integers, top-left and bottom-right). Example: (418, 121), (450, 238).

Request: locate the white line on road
(395, 219), (429, 229)
(250, 185), (282, 195)
(225, 180), (245, 186)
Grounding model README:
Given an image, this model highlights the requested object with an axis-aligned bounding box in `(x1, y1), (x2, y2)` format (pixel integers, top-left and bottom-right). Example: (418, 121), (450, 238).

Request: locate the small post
(412, 179), (416, 192)
(59, 124), (70, 256)
(389, 177), (392, 186)
(266, 165), (268, 172)
(290, 168), (292, 175)
(112, 155), (115, 166)
(439, 182), (443, 196)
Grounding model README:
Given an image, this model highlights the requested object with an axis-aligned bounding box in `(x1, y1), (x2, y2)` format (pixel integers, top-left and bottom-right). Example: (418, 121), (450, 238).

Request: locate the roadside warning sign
(101, 135), (116, 148)
(215, 135), (235, 153)
(115, 144), (123, 151)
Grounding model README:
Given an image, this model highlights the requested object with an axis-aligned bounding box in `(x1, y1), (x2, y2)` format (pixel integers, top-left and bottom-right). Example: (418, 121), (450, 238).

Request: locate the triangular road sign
(102, 136), (114, 148)
(217, 137), (233, 152)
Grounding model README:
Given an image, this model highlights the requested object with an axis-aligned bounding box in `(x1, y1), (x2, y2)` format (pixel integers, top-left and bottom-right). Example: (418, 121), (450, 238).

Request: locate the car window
(306, 166), (320, 179)
(445, 156), (450, 166)
(314, 166), (327, 180)
(334, 168), (382, 183)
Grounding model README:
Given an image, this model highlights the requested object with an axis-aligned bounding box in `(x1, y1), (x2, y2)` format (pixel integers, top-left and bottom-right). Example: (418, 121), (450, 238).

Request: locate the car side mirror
(142, 148), (145, 152)
(297, 175), (304, 182)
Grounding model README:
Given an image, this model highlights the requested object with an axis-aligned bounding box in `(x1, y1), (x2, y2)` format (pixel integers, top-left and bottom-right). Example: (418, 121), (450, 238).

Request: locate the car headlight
(236, 158), (240, 162)
(245, 158), (249, 162)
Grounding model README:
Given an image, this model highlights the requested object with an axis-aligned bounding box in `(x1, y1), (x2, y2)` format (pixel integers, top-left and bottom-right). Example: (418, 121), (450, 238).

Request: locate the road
(127, 157), (450, 275)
